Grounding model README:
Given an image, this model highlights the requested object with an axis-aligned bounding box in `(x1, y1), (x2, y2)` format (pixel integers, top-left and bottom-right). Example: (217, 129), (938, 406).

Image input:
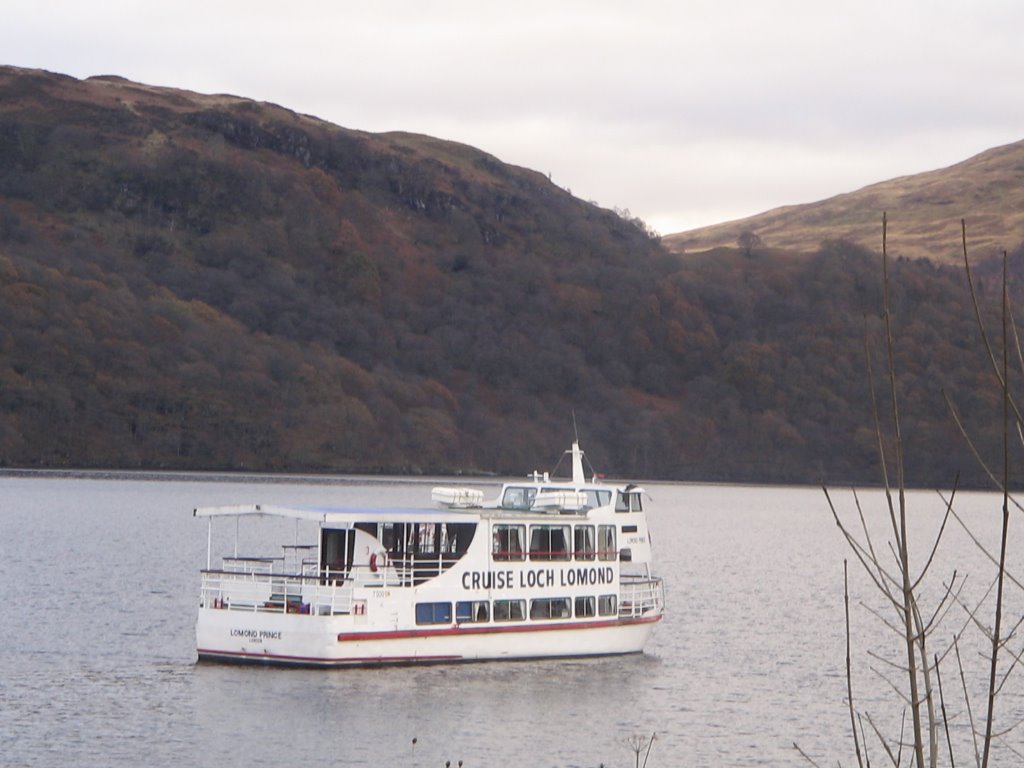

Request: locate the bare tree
(800, 215), (1023, 767)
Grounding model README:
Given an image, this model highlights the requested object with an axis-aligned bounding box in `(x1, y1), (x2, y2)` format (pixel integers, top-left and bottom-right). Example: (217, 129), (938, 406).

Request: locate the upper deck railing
(201, 553), (463, 616)
(200, 556), (665, 621)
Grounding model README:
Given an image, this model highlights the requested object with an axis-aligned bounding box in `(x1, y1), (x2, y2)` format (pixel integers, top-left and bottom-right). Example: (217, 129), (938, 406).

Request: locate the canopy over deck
(193, 503), (478, 525)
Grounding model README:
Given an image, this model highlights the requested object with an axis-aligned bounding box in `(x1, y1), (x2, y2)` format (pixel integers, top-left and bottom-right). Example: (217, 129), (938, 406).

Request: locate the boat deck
(200, 553), (664, 620)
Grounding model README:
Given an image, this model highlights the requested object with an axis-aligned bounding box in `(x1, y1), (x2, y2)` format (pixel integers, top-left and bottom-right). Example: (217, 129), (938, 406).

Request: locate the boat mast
(570, 440), (585, 484)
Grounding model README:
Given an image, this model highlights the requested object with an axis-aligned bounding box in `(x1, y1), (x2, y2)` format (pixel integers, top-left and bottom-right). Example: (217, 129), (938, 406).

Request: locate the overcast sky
(4, 1), (1023, 235)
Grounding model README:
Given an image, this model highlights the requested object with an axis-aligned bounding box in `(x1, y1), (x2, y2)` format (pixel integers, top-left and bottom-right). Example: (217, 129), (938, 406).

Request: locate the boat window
(529, 525), (571, 561)
(529, 597), (571, 620)
(597, 525), (617, 561)
(501, 486), (537, 510)
(575, 596), (596, 618)
(587, 490), (612, 509)
(455, 600), (490, 624)
(574, 525), (596, 561)
(598, 594), (617, 616)
(444, 523), (477, 556)
(320, 528), (355, 577)
(493, 599), (526, 622)
(415, 602), (452, 625)
(380, 523), (398, 552)
(409, 523), (439, 555)
(354, 521), (378, 538)
(615, 491), (642, 512)
(492, 524), (526, 561)
(377, 522), (411, 560)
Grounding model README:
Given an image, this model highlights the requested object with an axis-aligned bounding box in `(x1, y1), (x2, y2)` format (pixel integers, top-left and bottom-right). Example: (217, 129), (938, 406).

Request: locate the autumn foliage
(0, 66), (1018, 484)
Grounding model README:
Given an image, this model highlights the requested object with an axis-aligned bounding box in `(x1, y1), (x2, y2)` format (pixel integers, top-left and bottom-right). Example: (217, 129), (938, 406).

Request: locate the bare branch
(994, 628), (1024, 696)
(896, 708), (907, 768)
(826, 487), (905, 608)
(980, 252), (1013, 768)
(989, 713), (1024, 739)
(909, 477), (958, 594)
(962, 220), (1001, 384)
(954, 636), (982, 768)
(910, 594), (938, 767)
(998, 611), (1024, 648)
(861, 308), (904, 553)
(934, 653), (956, 768)
(862, 601), (908, 638)
(938, 492), (1024, 591)
(918, 570), (960, 638)
(949, 574), (999, 642)
(867, 648), (911, 672)
(942, 393), (1024, 516)
(793, 741), (826, 768)
(864, 711), (901, 767)
(1008, 289), (1024, 397)
(961, 222), (1024, 437)
(846, 561), (866, 768)
(869, 663), (914, 706)
(854, 487), (901, 604)
(857, 713), (873, 768)
(994, 733), (1024, 762)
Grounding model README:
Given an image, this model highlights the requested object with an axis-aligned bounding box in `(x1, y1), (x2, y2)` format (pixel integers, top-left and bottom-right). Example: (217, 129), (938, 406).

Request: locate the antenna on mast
(569, 411), (585, 483)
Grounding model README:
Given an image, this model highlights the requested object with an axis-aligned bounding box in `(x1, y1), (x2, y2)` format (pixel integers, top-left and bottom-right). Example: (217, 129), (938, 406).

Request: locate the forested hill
(0, 66), (1018, 487)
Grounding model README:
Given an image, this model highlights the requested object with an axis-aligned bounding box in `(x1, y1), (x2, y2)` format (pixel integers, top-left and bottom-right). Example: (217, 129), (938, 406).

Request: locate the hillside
(0, 65), (1020, 486)
(663, 140), (1024, 263)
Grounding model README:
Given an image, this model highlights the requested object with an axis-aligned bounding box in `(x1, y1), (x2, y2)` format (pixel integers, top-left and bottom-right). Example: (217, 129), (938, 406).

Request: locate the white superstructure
(194, 442), (665, 666)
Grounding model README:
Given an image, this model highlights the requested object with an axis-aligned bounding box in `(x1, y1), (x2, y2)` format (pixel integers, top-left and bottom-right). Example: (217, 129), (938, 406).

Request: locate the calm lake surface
(1, 474), (1021, 767)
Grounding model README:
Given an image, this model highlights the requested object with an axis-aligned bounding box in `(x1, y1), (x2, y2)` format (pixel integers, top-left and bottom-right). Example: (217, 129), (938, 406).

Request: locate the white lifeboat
(531, 490), (587, 512)
(431, 486), (484, 509)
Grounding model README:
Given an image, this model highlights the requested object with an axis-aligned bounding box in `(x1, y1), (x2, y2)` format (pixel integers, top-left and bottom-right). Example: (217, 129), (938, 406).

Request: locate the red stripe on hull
(337, 614), (661, 643)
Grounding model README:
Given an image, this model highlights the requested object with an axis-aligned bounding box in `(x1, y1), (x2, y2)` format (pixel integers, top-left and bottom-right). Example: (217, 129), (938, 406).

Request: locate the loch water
(1, 474), (1021, 767)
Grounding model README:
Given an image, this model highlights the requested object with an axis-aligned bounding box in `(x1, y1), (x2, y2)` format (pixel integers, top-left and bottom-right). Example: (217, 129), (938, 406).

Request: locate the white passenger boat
(193, 442), (665, 666)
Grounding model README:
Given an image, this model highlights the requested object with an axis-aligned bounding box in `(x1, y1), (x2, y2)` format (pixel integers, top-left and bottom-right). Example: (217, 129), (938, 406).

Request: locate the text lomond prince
(230, 628), (282, 641)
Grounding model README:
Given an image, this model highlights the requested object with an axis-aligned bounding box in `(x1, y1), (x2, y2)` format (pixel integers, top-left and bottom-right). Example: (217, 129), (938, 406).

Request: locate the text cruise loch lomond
(193, 442), (665, 666)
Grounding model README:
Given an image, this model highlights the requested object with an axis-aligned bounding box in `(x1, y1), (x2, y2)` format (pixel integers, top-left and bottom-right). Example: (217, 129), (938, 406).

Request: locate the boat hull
(195, 607), (661, 667)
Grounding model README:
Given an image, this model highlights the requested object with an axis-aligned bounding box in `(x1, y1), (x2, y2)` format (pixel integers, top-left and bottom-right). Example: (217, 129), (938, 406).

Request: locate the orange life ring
(370, 551), (387, 572)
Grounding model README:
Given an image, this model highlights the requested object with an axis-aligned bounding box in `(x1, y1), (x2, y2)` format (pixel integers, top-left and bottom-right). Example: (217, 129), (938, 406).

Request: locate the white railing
(199, 554), (463, 616)
(200, 556), (665, 620)
(619, 575), (665, 618)
(200, 570), (354, 616)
